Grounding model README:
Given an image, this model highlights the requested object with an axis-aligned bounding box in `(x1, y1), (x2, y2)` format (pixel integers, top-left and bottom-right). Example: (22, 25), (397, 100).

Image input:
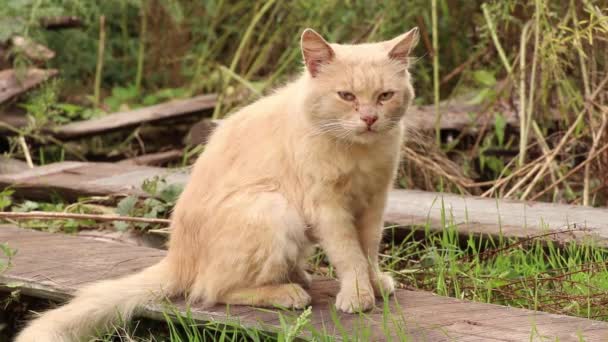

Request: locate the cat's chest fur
(298, 136), (400, 211)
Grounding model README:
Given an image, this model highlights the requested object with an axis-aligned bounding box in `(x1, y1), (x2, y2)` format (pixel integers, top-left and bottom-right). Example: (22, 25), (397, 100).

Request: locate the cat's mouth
(355, 126), (379, 134)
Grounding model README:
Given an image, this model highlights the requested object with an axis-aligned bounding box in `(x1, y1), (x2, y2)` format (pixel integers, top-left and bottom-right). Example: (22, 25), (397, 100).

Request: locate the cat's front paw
(335, 283), (375, 313)
(372, 272), (395, 297)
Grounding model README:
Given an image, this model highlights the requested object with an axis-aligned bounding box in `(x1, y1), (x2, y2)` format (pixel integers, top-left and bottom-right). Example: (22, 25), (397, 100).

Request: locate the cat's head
(300, 28), (419, 144)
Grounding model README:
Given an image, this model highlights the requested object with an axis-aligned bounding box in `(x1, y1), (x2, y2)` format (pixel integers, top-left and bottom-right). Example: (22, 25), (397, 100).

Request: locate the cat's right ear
(301, 29), (335, 77)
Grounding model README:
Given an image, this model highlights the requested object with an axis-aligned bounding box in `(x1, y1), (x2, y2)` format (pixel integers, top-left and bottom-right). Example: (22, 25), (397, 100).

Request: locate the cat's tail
(15, 259), (174, 342)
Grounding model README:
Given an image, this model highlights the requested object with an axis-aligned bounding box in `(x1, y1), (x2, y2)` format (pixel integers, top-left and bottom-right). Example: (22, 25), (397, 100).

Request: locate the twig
(17, 136), (34, 168)
(415, 16), (434, 57)
(583, 110), (607, 205)
(520, 114), (582, 200)
(531, 121), (572, 197)
(520, 73), (608, 200)
(0, 211), (170, 225)
(135, 5), (147, 95)
(482, 3), (513, 75)
(440, 47), (488, 85)
(504, 163), (542, 198)
(518, 22), (531, 167)
(93, 15), (106, 109)
(432, 0), (440, 145)
(481, 155), (542, 197)
(530, 141), (608, 202)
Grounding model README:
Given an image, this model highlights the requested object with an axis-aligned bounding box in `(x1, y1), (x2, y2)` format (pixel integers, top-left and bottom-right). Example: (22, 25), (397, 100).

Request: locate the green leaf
(142, 177), (161, 196)
(116, 196), (137, 216)
(158, 183), (183, 204)
(113, 221), (130, 232)
(467, 88), (492, 105)
(494, 112), (506, 146)
(13, 200), (39, 212)
(473, 70), (497, 87)
(0, 188), (14, 210)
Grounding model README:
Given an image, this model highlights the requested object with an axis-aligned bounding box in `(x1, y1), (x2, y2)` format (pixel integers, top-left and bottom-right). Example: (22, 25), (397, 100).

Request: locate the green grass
(381, 222), (608, 321)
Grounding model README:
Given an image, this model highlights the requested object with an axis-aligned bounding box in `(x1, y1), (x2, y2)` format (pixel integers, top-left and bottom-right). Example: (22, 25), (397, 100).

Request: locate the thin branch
(0, 211), (170, 225)
(17, 136), (34, 168)
(530, 142), (608, 201)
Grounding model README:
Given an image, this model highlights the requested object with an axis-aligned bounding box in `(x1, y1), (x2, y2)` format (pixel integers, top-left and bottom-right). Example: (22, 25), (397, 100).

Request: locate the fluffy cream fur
(16, 27), (419, 341)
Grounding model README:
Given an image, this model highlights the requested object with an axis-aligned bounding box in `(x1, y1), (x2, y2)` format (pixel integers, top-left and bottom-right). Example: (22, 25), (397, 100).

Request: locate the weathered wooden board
(51, 94), (217, 139)
(384, 190), (608, 245)
(2, 162), (608, 245)
(407, 100), (517, 132)
(118, 150), (183, 166)
(0, 68), (58, 104)
(0, 107), (29, 134)
(1, 226), (606, 341)
(0, 162), (188, 200)
(0, 157), (29, 175)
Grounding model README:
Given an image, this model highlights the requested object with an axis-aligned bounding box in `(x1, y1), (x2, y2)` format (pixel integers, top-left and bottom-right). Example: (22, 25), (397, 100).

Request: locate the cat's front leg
(314, 203), (375, 313)
(357, 194), (395, 298)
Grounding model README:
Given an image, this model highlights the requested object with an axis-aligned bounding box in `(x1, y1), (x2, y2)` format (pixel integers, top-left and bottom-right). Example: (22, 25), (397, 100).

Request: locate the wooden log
(51, 94), (217, 139)
(1, 226), (606, 341)
(0, 68), (58, 104)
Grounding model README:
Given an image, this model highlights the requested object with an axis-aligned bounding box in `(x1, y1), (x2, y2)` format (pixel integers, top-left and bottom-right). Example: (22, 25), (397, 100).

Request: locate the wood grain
(0, 226), (606, 341)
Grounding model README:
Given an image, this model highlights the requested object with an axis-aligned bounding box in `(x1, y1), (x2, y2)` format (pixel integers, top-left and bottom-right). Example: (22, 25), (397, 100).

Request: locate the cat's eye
(378, 91), (395, 102)
(338, 91), (356, 102)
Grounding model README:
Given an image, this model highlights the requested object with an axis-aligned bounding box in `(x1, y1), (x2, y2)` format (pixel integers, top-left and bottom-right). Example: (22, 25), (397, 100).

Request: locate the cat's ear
(301, 28), (335, 77)
(387, 27), (419, 64)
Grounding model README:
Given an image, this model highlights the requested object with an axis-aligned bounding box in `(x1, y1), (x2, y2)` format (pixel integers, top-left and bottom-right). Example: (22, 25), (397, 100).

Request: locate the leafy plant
(114, 176), (183, 231)
(0, 188), (14, 211)
(0, 243), (16, 274)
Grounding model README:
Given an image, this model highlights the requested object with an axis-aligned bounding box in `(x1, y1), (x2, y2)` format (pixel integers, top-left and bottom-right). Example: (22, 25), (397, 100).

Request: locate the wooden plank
(0, 226), (606, 341)
(0, 109), (29, 133)
(51, 94), (217, 139)
(407, 100), (517, 131)
(0, 68), (58, 104)
(384, 190), (608, 245)
(0, 157), (29, 175)
(2, 162), (608, 245)
(118, 150), (183, 166)
(0, 162), (188, 201)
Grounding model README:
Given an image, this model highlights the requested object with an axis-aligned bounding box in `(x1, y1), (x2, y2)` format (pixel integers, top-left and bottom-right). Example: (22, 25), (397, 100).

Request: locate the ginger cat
(16, 27), (419, 342)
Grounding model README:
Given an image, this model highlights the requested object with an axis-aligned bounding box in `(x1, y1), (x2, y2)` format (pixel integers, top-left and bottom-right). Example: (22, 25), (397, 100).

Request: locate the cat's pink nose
(361, 115), (378, 127)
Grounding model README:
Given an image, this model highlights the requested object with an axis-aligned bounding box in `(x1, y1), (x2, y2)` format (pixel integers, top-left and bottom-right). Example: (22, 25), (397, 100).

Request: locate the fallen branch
(0, 211), (170, 225)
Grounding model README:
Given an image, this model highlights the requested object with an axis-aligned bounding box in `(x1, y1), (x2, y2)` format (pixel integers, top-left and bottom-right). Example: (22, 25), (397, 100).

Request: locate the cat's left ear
(387, 27), (419, 64)
(301, 28), (335, 77)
